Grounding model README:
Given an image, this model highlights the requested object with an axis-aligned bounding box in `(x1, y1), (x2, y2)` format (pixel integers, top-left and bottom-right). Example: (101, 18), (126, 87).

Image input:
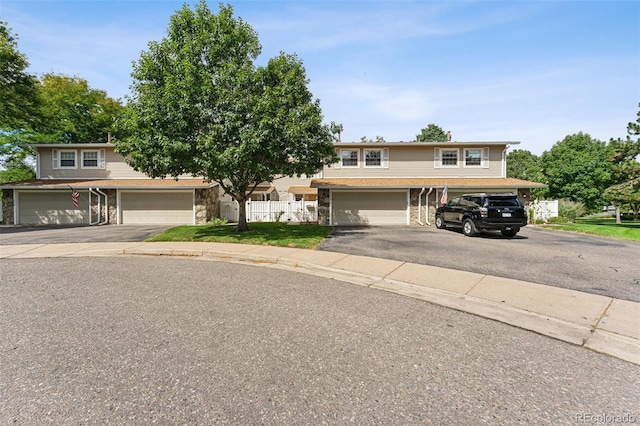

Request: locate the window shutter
(99, 149), (106, 169)
(434, 148), (441, 169)
(382, 148), (389, 168)
(52, 149), (59, 169)
(334, 150), (341, 169)
(482, 147), (490, 168)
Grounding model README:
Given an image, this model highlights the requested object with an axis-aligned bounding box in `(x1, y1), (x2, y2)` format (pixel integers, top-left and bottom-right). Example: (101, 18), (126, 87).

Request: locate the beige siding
(325, 146), (504, 178)
(38, 146), (194, 180)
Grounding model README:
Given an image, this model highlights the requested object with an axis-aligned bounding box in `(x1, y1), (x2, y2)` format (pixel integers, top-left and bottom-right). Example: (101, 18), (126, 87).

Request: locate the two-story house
(1, 143), (219, 225)
(310, 141), (545, 226)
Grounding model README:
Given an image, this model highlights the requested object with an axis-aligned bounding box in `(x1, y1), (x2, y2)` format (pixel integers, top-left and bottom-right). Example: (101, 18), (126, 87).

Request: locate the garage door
(331, 191), (408, 225)
(120, 191), (193, 224)
(18, 191), (89, 225)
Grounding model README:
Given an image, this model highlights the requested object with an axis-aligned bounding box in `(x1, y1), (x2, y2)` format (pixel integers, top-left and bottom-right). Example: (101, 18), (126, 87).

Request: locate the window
(465, 149), (482, 167)
(52, 149), (77, 169)
(441, 149), (458, 167)
(82, 149), (105, 169)
(83, 151), (98, 167)
(364, 148), (389, 168)
(341, 149), (359, 167)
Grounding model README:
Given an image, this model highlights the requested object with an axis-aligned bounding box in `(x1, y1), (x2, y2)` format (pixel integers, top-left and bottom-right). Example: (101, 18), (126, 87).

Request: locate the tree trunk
(235, 196), (250, 232)
(615, 205), (621, 224)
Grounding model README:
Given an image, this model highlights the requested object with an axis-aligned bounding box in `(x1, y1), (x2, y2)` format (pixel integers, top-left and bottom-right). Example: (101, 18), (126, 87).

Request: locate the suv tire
(462, 218), (476, 237)
(435, 215), (446, 229)
(501, 228), (518, 238)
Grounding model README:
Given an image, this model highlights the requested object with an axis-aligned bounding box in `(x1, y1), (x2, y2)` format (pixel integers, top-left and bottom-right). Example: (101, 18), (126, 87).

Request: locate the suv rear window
(485, 197), (521, 207)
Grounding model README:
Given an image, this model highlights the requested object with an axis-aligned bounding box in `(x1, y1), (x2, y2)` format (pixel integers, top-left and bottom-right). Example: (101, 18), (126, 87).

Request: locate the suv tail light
(479, 207), (488, 217)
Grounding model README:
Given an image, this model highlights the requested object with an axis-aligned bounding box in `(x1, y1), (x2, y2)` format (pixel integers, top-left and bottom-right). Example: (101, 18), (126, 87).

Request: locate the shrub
(558, 199), (586, 222)
(547, 216), (571, 224)
(209, 217), (229, 226)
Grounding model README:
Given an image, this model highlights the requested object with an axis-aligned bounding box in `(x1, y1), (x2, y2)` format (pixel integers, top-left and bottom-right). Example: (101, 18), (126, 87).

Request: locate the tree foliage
(115, 1), (337, 231)
(540, 132), (614, 211)
(416, 124), (448, 142)
(35, 73), (125, 144)
(506, 149), (542, 181)
(0, 21), (39, 130)
(604, 178), (640, 221)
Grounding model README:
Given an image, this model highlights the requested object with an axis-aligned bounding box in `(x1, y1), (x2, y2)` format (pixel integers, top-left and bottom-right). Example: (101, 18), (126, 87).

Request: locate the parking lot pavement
(0, 225), (171, 245)
(317, 225), (640, 303)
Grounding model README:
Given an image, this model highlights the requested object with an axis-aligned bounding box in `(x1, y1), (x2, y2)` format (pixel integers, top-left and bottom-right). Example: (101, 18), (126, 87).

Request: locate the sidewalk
(2, 241), (638, 365)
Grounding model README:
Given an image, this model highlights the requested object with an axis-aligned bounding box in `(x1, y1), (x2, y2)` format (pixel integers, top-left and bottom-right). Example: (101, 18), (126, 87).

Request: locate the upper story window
(82, 149), (106, 169)
(464, 148), (482, 167)
(440, 148), (459, 167)
(364, 148), (389, 168)
(464, 147), (490, 168)
(52, 149), (77, 169)
(340, 149), (359, 167)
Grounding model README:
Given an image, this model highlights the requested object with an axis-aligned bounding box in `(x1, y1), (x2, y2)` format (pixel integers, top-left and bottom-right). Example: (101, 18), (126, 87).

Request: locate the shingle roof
(1, 179), (216, 189)
(310, 177), (546, 189)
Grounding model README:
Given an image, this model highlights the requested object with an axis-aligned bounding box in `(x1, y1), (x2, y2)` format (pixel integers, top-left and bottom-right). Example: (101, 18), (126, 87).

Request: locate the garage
(17, 190), (89, 225)
(120, 191), (194, 224)
(331, 191), (408, 225)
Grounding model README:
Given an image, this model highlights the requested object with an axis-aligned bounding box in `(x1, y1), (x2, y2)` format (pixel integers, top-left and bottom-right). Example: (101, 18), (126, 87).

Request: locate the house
(1, 143), (219, 225)
(309, 141), (545, 226)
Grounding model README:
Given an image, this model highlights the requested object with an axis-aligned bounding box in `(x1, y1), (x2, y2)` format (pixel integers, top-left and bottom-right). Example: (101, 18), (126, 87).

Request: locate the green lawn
(540, 218), (640, 242)
(146, 222), (335, 249)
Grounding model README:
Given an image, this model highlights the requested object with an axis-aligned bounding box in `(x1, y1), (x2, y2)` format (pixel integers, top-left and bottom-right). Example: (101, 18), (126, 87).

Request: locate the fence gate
(219, 200), (318, 223)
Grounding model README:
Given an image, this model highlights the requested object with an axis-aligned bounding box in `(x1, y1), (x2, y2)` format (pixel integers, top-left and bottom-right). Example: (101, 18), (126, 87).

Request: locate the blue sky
(1, 0), (638, 154)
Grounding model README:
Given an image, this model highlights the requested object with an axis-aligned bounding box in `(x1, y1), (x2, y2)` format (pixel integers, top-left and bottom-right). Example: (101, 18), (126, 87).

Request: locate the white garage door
(18, 191), (89, 225)
(120, 191), (193, 224)
(331, 191), (408, 225)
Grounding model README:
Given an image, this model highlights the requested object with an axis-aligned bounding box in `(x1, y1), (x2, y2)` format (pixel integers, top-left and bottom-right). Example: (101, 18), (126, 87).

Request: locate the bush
(558, 200), (586, 222)
(547, 216), (571, 224)
(209, 217), (229, 226)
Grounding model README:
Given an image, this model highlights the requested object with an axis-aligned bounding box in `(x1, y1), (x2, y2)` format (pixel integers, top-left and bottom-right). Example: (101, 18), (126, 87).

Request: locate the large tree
(35, 73), (125, 144)
(416, 124), (448, 142)
(0, 21), (39, 130)
(0, 21), (39, 183)
(116, 1), (336, 231)
(540, 132), (614, 211)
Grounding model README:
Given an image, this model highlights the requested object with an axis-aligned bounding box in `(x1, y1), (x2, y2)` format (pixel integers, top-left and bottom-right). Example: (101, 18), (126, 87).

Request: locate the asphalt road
(317, 225), (640, 303)
(1, 257), (638, 424)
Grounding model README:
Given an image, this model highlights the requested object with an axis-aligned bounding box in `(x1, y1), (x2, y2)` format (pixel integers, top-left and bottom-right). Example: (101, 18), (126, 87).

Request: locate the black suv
(435, 193), (527, 237)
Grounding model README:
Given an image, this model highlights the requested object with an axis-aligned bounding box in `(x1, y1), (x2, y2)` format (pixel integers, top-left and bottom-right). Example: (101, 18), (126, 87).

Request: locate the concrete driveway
(0, 225), (171, 245)
(317, 225), (640, 302)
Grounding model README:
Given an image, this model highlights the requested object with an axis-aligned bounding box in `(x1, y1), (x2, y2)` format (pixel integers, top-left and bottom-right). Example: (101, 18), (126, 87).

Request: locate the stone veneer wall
(317, 188), (330, 225)
(2, 189), (14, 225)
(409, 188), (438, 226)
(196, 187), (219, 224)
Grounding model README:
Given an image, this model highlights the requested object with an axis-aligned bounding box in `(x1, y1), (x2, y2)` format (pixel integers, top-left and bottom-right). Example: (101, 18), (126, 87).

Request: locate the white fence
(220, 200), (318, 223)
(532, 200), (558, 222)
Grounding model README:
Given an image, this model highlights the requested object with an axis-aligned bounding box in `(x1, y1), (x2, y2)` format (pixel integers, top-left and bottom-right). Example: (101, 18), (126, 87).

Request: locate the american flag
(440, 185), (448, 206)
(71, 188), (80, 207)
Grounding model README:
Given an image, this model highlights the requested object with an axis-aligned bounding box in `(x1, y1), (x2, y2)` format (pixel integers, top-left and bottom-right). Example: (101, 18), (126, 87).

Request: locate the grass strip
(146, 222), (335, 249)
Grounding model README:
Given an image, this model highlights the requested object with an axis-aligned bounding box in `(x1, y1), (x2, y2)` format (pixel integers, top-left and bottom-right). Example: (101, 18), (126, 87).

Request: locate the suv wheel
(435, 215), (445, 229)
(462, 219), (476, 237)
(501, 228), (518, 238)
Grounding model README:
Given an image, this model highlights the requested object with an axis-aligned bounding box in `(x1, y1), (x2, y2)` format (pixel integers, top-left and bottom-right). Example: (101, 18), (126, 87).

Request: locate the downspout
(425, 187), (433, 226)
(96, 188), (108, 225)
(89, 188), (98, 225)
(418, 187), (426, 226)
